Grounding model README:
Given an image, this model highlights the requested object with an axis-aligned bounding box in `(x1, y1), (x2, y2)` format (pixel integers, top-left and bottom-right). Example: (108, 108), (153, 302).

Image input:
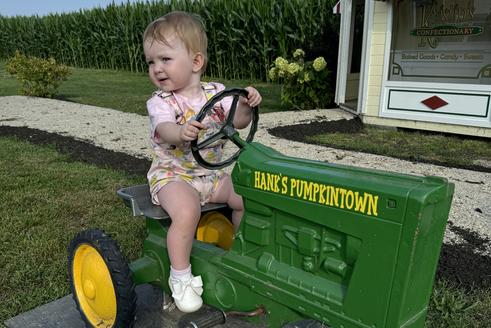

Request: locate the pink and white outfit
(146, 82), (232, 205)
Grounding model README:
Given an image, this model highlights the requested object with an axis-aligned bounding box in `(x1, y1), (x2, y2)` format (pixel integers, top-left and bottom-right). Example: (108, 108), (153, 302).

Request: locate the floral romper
(146, 82), (232, 205)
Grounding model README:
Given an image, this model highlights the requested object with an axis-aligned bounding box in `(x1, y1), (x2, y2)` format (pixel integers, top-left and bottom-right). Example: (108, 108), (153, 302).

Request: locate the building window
(389, 0), (491, 85)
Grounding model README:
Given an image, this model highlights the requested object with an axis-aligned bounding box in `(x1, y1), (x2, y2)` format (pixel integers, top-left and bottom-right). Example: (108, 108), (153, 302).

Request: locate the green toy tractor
(68, 89), (454, 328)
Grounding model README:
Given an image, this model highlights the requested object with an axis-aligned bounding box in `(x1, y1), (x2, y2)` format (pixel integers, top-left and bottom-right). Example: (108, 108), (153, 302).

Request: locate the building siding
(361, 0), (490, 137)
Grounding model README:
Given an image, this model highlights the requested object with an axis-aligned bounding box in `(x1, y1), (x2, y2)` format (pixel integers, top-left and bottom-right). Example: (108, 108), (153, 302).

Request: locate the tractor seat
(117, 184), (228, 220)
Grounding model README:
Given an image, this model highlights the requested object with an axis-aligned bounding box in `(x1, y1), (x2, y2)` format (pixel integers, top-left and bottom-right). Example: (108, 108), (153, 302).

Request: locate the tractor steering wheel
(190, 88), (259, 170)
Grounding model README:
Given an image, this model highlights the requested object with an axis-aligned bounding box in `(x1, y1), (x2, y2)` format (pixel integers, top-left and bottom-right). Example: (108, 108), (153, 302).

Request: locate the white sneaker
(168, 275), (203, 313)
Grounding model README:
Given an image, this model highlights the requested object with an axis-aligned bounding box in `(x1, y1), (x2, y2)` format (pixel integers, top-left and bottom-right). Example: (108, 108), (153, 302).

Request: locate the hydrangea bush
(269, 49), (332, 110)
(6, 51), (71, 98)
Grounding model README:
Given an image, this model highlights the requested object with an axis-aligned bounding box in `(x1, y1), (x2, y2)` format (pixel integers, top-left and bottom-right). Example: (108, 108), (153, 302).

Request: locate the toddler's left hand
(242, 86), (262, 108)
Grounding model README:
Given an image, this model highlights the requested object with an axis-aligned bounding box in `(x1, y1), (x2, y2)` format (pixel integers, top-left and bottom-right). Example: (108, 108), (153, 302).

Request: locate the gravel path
(1, 95), (490, 253)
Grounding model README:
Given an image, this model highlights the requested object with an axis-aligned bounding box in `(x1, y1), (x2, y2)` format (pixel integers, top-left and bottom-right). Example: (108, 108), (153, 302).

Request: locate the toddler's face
(144, 35), (197, 92)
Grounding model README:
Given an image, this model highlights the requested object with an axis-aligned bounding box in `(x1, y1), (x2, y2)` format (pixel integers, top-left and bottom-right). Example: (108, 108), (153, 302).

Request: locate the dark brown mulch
(0, 125), (150, 176)
(269, 117), (364, 139)
(0, 124), (489, 290)
(440, 222), (491, 289)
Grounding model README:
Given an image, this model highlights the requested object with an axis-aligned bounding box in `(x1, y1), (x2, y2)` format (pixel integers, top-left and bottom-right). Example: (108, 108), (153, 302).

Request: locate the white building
(334, 0), (491, 137)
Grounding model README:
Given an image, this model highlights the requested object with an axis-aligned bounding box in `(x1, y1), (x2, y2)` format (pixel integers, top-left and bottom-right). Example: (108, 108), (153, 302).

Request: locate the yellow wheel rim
(72, 244), (117, 327)
(196, 211), (234, 250)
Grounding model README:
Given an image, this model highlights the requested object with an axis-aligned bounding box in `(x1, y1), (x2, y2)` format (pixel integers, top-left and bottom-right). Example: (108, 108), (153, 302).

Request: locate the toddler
(143, 11), (262, 313)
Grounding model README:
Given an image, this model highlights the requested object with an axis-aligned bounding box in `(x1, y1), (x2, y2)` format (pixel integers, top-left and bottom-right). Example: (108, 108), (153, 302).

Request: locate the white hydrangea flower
(293, 49), (305, 58)
(313, 57), (327, 71)
(287, 62), (301, 75)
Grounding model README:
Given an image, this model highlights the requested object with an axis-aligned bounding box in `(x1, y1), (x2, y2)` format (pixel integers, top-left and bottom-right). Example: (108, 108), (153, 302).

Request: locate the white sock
(170, 265), (192, 281)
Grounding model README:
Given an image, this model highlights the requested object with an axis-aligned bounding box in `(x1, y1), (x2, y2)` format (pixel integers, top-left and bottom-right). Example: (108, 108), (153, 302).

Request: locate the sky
(0, 0), (145, 17)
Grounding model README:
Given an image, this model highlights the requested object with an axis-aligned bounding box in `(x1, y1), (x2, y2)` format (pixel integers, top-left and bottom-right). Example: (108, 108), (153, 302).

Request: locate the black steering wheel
(190, 88), (259, 169)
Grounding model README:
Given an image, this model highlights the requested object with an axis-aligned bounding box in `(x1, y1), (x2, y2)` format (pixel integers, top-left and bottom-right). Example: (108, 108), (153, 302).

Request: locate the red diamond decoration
(421, 95), (448, 110)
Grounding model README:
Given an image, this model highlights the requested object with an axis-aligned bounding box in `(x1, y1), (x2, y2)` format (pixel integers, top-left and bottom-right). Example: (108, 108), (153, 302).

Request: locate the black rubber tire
(68, 229), (137, 328)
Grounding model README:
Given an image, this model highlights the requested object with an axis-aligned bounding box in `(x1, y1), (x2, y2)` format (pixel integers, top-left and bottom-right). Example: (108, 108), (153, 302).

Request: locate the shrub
(269, 48), (333, 110)
(6, 51), (71, 98)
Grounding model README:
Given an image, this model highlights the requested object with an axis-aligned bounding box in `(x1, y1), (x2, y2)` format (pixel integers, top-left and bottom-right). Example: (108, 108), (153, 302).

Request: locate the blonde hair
(143, 11), (208, 71)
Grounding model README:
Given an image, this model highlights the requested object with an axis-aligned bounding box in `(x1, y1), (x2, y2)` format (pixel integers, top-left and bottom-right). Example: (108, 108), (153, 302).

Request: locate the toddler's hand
(242, 86), (262, 108)
(179, 119), (206, 142)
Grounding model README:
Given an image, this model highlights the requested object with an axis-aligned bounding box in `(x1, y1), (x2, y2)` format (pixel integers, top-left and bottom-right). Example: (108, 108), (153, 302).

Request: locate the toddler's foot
(168, 275), (203, 313)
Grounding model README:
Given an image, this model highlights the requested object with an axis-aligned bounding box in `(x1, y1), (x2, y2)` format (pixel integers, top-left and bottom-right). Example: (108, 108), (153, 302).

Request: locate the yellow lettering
(281, 176), (288, 194)
(296, 179), (304, 198)
(260, 172), (267, 190)
(338, 188), (347, 209)
(267, 173), (275, 192)
(266, 173), (280, 192)
(319, 185), (326, 204)
(303, 181), (314, 201)
(346, 190), (354, 210)
(254, 171), (261, 189)
(312, 183), (320, 202)
(367, 194), (379, 216)
(355, 192), (367, 214)
(255, 172), (379, 217)
(330, 187), (339, 207)
(290, 179), (297, 197)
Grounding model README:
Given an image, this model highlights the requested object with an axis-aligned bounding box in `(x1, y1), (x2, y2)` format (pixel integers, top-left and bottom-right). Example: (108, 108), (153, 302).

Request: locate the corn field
(0, 0), (339, 81)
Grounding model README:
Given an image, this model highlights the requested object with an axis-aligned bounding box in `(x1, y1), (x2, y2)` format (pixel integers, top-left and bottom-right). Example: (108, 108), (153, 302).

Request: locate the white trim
(381, 83), (491, 128)
(380, 0), (394, 116)
(387, 90), (489, 116)
(358, 0), (374, 114)
(383, 81), (491, 93)
(335, 0), (352, 105)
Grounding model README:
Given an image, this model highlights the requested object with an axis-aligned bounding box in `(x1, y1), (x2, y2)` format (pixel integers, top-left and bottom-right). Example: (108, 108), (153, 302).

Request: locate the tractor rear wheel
(196, 211), (234, 250)
(68, 229), (136, 328)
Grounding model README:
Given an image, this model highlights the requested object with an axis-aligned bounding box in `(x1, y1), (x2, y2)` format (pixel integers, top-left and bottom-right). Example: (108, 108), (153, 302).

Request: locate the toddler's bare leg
(157, 181), (201, 270)
(209, 174), (244, 231)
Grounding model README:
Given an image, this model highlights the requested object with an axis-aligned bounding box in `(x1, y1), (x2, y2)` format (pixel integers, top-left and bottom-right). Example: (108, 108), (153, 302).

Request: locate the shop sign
(410, 25), (483, 37)
(389, 0), (490, 83)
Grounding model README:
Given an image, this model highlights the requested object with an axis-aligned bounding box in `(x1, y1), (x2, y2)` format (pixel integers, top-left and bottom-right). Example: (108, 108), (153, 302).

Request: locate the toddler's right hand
(179, 119), (206, 142)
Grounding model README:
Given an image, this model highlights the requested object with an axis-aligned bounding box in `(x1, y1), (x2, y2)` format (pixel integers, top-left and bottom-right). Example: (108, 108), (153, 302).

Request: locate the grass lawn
(0, 136), (490, 327)
(308, 126), (491, 171)
(0, 137), (146, 324)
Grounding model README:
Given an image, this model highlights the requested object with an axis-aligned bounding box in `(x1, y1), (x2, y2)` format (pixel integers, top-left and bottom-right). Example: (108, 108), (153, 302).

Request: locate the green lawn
(308, 126), (491, 171)
(0, 137), (146, 323)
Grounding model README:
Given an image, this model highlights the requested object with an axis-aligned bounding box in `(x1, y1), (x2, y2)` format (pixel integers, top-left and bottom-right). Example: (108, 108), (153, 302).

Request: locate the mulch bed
(1, 124), (489, 289)
(0, 125), (150, 176)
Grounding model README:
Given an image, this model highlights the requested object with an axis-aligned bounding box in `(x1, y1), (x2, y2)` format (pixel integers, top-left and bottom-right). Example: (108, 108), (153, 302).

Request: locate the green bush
(6, 51), (71, 98)
(269, 49), (333, 110)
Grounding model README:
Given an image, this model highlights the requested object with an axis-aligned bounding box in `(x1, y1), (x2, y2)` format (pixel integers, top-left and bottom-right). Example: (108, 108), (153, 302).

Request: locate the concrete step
(4, 284), (258, 328)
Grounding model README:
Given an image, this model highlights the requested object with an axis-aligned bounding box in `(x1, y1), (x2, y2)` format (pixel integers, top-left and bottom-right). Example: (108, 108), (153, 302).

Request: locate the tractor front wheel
(68, 229), (136, 328)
